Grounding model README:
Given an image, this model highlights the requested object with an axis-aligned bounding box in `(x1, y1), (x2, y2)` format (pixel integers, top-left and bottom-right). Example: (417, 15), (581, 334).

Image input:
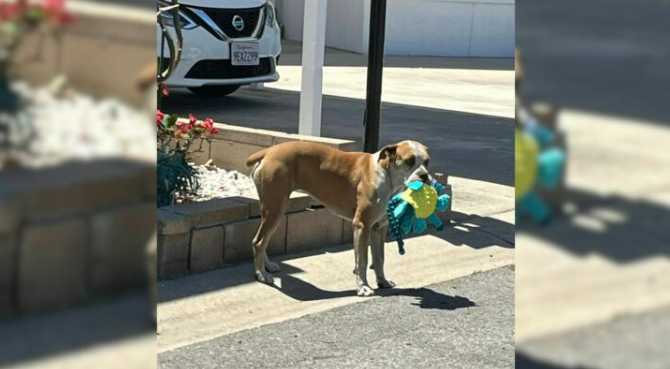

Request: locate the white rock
(189, 165), (258, 202)
(1, 82), (155, 169)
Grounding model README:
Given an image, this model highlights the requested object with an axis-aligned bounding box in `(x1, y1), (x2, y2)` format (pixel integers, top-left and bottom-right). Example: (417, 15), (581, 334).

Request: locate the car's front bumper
(158, 17), (281, 88)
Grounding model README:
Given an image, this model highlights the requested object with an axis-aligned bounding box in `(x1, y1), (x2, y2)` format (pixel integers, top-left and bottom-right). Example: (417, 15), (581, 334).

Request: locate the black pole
(363, 0), (387, 153)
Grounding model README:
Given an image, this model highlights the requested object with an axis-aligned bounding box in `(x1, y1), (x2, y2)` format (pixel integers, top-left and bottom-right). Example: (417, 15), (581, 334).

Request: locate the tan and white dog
(246, 140), (431, 296)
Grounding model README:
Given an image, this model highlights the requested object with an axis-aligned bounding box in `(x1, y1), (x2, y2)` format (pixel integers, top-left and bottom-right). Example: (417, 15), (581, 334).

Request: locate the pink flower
(43, 0), (65, 11)
(159, 83), (170, 96)
(157, 110), (165, 124)
(0, 2), (22, 20)
(188, 114), (197, 125)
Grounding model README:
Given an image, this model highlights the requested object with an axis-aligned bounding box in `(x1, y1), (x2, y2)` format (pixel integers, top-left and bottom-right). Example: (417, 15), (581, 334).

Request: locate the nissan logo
(232, 15), (245, 31)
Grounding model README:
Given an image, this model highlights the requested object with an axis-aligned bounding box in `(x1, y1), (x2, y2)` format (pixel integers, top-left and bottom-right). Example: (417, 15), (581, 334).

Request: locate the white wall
(278, 0), (306, 41)
(276, 0), (514, 57)
(324, 0), (368, 54)
(469, 2), (515, 57)
(277, 0), (369, 54)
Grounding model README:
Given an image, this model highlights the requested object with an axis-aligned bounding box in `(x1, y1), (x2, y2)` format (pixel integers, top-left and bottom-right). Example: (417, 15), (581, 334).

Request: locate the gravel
(0, 81), (155, 169)
(190, 164), (258, 201)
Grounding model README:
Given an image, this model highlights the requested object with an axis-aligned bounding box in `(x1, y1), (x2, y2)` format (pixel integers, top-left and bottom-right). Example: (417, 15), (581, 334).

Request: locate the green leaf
(165, 115), (178, 128)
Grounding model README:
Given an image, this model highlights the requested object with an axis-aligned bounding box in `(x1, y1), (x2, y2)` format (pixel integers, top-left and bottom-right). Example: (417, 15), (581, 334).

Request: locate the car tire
(188, 85), (241, 97)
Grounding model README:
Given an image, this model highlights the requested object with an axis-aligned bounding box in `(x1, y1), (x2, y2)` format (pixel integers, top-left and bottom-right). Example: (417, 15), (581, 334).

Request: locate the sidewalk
(158, 204), (514, 352)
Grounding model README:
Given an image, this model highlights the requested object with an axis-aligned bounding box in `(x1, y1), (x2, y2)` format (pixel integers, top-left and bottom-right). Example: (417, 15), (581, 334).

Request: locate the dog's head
(377, 140), (432, 189)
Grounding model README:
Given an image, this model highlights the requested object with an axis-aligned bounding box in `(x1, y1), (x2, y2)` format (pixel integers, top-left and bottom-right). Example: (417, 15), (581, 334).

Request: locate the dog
(246, 140), (431, 296)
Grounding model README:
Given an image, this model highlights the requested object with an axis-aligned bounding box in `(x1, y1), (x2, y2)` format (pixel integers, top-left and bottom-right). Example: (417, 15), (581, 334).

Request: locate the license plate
(231, 42), (259, 66)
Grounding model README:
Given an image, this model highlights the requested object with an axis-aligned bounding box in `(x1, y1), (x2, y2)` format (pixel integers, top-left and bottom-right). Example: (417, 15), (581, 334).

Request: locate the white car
(158, 0), (281, 97)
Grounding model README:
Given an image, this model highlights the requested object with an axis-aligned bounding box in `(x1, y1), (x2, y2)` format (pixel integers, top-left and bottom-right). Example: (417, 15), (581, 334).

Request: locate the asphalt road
(517, 305), (670, 369)
(517, 0), (670, 124)
(159, 266), (514, 369)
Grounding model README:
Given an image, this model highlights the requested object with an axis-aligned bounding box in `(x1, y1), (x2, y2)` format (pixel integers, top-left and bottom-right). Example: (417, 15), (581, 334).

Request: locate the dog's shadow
(272, 265), (475, 311)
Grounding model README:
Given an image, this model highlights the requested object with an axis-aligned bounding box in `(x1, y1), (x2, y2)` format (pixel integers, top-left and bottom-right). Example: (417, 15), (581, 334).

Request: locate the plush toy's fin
(408, 181), (424, 190)
(433, 182), (445, 194)
(413, 218), (427, 233)
(436, 194), (450, 212)
(393, 201), (409, 219)
(520, 191), (551, 224)
(427, 213), (444, 231)
(527, 122), (556, 147)
(537, 148), (565, 189)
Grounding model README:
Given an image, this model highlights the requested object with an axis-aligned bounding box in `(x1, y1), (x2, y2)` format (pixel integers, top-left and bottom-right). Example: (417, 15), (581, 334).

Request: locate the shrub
(157, 110), (218, 206)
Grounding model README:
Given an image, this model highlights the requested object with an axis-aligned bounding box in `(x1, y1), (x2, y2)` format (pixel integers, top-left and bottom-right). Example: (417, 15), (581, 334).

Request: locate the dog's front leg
(353, 219), (374, 297)
(371, 223), (395, 289)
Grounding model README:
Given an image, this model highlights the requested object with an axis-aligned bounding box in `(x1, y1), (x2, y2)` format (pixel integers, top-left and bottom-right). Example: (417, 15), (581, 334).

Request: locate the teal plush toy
(516, 116), (566, 224)
(387, 179), (450, 255)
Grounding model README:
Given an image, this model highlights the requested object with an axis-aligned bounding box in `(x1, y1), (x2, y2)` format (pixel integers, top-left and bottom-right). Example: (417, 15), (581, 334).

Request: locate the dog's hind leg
(252, 207), (284, 284)
(252, 164), (290, 284)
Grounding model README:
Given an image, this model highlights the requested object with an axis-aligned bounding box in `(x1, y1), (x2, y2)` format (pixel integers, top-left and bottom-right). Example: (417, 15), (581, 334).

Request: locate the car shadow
(162, 87), (514, 187)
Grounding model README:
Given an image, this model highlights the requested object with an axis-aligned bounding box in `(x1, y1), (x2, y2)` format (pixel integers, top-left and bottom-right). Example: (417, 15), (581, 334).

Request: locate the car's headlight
(266, 2), (277, 27)
(159, 2), (199, 30)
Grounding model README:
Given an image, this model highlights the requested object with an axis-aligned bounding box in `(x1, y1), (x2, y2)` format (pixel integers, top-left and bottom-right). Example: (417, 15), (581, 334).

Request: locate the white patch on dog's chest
(371, 152), (391, 198)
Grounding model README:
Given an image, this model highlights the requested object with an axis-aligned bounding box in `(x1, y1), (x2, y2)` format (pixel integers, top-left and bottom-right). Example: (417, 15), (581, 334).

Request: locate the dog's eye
(405, 158), (415, 167)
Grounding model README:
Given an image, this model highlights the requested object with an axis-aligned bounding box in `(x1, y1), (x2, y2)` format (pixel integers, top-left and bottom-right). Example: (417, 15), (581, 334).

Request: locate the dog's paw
(357, 285), (375, 297)
(255, 270), (274, 285)
(377, 279), (396, 289)
(265, 261), (281, 273)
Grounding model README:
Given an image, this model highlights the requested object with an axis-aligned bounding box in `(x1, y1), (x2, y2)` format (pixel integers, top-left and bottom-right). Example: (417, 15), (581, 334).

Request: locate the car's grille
(200, 6), (263, 39)
(185, 58), (272, 79)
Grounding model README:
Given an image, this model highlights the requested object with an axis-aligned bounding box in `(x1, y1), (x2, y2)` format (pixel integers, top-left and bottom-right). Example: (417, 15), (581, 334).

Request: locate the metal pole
(363, 0), (387, 153)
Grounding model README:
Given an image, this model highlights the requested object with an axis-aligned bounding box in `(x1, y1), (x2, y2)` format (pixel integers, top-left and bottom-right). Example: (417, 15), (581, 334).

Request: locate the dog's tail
(246, 149), (268, 168)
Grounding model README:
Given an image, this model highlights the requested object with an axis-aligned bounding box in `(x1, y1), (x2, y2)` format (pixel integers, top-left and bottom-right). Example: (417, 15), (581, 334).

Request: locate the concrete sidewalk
(158, 204), (514, 352)
(159, 266), (514, 369)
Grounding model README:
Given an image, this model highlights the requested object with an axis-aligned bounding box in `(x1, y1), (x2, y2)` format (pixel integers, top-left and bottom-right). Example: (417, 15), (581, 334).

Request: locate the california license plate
(231, 42), (259, 66)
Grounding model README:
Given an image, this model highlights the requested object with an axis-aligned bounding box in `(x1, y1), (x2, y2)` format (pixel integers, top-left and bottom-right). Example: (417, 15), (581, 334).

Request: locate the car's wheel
(188, 85), (240, 97)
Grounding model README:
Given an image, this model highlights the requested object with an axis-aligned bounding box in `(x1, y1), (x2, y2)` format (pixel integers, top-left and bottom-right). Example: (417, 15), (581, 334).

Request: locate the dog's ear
(378, 144), (398, 170)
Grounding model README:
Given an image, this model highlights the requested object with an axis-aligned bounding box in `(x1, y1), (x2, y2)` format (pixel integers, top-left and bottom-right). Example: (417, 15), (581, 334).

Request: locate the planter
(0, 4), (157, 320)
(0, 159), (155, 319)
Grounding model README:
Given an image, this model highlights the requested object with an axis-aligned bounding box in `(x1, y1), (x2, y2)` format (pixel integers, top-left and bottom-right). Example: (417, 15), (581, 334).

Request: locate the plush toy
(387, 179), (451, 255)
(515, 118), (565, 224)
